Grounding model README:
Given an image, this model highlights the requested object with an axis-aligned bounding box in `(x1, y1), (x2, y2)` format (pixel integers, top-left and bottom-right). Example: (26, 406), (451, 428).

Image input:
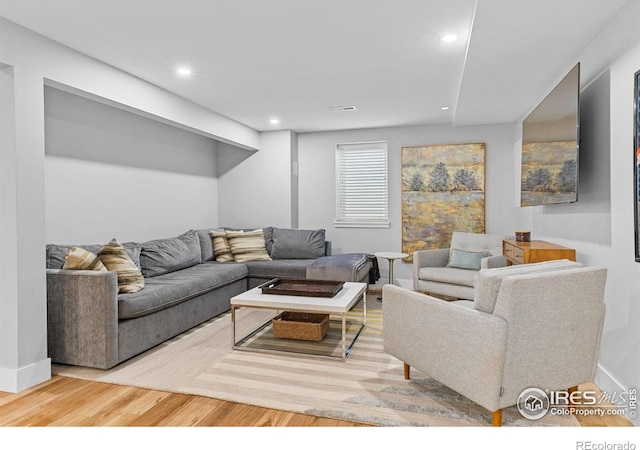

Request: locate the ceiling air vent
(329, 105), (358, 112)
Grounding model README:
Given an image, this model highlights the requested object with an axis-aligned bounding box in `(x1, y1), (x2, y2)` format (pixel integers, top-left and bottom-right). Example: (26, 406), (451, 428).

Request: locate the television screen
(521, 63), (580, 207)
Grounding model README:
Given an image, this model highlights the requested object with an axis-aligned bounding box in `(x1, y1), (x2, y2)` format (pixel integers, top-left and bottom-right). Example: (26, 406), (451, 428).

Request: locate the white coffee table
(231, 281), (367, 361)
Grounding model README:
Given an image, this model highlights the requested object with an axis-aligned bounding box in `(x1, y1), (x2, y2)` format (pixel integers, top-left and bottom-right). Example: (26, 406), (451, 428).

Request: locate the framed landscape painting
(634, 69), (640, 262)
(401, 143), (486, 262)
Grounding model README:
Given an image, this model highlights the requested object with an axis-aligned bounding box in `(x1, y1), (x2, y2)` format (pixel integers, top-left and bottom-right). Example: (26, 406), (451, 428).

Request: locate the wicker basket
(272, 311), (330, 341)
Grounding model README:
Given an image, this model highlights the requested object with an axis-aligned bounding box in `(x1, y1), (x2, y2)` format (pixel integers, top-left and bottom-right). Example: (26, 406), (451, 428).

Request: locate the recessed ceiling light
(270, 118), (280, 125)
(329, 105), (358, 112)
(441, 34), (458, 43)
(440, 106), (451, 111)
(176, 66), (192, 76)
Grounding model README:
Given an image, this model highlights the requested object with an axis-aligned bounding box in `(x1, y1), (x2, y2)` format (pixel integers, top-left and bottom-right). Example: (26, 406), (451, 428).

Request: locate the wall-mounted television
(521, 63), (580, 207)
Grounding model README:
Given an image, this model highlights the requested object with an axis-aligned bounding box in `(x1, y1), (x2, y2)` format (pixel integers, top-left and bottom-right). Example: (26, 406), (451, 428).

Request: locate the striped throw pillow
(226, 229), (272, 263)
(62, 246), (108, 271)
(97, 239), (145, 293)
(209, 230), (234, 262)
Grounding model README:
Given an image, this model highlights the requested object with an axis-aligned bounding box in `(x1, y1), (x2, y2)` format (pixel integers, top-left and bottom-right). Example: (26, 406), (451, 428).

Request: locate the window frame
(334, 141), (390, 228)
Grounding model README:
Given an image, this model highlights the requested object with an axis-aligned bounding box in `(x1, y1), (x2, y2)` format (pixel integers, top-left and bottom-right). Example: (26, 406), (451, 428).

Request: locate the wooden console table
(502, 240), (576, 265)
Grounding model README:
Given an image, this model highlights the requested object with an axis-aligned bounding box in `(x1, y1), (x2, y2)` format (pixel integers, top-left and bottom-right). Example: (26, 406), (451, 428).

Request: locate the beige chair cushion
(419, 266), (477, 287)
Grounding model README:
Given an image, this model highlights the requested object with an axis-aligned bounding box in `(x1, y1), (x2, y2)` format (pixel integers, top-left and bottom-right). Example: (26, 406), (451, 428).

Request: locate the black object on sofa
(46, 227), (373, 369)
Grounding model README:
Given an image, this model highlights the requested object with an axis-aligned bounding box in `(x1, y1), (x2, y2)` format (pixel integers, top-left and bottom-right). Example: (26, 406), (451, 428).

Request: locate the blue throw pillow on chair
(448, 249), (488, 270)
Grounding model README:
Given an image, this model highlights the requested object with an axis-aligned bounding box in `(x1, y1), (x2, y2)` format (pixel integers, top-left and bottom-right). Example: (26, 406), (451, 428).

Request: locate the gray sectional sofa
(46, 227), (374, 369)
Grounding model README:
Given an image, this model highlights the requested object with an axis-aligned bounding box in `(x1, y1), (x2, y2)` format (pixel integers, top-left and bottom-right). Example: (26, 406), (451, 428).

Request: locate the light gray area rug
(53, 308), (578, 427)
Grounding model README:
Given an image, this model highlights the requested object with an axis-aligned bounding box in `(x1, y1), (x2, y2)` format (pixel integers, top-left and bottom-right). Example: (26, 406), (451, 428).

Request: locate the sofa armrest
(46, 269), (119, 369)
(382, 284), (508, 412)
(481, 254), (507, 269)
(412, 248), (449, 290)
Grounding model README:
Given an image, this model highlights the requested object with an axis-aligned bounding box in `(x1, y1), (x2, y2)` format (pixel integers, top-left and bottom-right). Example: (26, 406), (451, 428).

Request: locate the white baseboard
(595, 364), (638, 426)
(0, 358), (51, 393)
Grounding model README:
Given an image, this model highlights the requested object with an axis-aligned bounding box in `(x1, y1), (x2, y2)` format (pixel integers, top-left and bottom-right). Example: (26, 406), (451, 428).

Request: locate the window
(335, 141), (389, 228)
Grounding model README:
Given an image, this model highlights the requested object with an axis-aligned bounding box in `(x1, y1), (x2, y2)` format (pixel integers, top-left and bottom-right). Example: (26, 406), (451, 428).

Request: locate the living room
(1, 0), (639, 443)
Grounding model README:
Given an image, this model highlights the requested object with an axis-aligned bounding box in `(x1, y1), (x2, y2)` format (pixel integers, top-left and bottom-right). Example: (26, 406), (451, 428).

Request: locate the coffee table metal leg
(363, 291), (367, 326)
(231, 306), (236, 347)
(342, 313), (347, 360)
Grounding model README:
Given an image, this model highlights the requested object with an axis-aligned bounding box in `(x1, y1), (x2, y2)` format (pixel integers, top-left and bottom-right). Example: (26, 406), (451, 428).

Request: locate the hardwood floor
(0, 376), (632, 427)
(0, 376), (364, 427)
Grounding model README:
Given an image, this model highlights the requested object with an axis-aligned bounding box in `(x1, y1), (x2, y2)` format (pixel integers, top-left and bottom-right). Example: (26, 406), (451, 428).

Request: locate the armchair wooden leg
(403, 363), (410, 380)
(492, 409), (502, 427)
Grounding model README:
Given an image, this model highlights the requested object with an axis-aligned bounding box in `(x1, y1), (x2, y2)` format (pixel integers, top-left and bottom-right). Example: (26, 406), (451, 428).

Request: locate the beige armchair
(413, 231), (510, 300)
(384, 260), (607, 426)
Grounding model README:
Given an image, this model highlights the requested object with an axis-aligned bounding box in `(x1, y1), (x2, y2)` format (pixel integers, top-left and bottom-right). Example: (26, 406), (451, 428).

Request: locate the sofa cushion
(269, 228), (326, 259)
(47, 242), (142, 270)
(226, 229), (272, 263)
(419, 266), (477, 288)
(474, 259), (582, 314)
(194, 229), (215, 262)
(263, 226), (274, 254)
(117, 263), (248, 319)
(140, 230), (202, 277)
(448, 249), (489, 270)
(62, 246), (107, 271)
(209, 230), (234, 262)
(98, 239), (145, 294)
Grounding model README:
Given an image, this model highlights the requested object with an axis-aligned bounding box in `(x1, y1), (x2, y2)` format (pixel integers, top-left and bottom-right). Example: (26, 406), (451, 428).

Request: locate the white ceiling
(0, 0), (630, 133)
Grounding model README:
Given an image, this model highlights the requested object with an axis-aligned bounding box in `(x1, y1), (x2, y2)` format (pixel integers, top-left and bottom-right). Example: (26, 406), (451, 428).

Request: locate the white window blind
(335, 141), (389, 228)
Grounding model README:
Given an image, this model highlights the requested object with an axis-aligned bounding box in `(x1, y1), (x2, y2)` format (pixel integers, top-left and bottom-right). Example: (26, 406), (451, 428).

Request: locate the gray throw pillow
(263, 226), (274, 254)
(139, 230), (202, 277)
(194, 229), (215, 262)
(270, 228), (326, 259)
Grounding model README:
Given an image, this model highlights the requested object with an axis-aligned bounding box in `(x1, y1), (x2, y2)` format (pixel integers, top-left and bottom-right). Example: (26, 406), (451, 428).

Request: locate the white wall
(0, 64), (50, 392)
(0, 67), (17, 375)
(599, 39), (640, 425)
(513, 0), (640, 424)
(218, 130), (297, 229)
(298, 123), (518, 285)
(44, 86), (219, 243)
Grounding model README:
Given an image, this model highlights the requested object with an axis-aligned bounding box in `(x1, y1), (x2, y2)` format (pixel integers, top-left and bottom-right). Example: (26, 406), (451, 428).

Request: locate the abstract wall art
(401, 143), (486, 262)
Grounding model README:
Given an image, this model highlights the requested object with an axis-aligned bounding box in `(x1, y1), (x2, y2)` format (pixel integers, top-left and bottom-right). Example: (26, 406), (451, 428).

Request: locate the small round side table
(374, 252), (408, 301)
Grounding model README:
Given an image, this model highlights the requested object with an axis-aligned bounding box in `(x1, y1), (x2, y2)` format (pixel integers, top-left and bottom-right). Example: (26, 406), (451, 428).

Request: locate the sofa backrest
(197, 227), (330, 263)
(46, 242), (142, 270)
(493, 266), (607, 404)
(267, 227), (326, 259)
(449, 232), (507, 259)
(139, 230), (202, 277)
(195, 229), (215, 262)
(473, 259), (582, 314)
